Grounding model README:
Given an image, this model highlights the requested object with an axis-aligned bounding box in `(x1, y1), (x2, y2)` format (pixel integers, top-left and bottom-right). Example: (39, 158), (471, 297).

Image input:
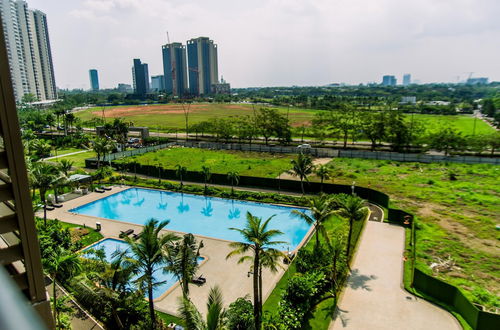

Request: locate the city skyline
(26, 0), (500, 89)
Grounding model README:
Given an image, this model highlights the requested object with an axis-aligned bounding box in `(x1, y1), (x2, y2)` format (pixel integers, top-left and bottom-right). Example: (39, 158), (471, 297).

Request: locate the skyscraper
(151, 75), (165, 92)
(403, 74), (411, 86)
(162, 42), (188, 97)
(187, 37), (218, 96)
(382, 75), (397, 86)
(132, 58), (149, 96)
(0, 0), (57, 102)
(89, 69), (99, 91)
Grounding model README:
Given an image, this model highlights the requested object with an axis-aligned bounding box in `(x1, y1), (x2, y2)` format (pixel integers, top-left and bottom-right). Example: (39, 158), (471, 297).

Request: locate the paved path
(42, 149), (89, 161)
(330, 221), (461, 330)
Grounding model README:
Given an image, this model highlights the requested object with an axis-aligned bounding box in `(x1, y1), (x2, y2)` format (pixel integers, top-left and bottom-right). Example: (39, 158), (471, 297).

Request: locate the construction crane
(166, 31), (176, 82)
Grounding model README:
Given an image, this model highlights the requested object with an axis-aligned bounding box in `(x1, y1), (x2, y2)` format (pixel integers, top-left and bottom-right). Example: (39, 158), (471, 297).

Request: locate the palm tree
(292, 194), (334, 251)
(288, 153), (314, 194)
(314, 164), (331, 192)
(58, 159), (74, 177)
(124, 219), (179, 328)
(175, 164), (187, 190)
(201, 166), (212, 195)
(43, 247), (81, 328)
(178, 286), (226, 330)
(227, 171), (240, 196)
(226, 212), (286, 330)
(332, 194), (368, 257)
(32, 162), (62, 225)
(92, 137), (110, 169)
(164, 233), (204, 298)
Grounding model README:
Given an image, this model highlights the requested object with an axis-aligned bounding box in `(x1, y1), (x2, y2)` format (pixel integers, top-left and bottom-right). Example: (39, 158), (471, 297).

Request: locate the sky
(28, 0), (500, 90)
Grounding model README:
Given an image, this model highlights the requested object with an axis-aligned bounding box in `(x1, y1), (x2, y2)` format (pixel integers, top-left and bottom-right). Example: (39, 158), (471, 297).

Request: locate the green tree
(92, 137), (112, 168)
(58, 159), (74, 176)
(292, 195), (334, 250)
(201, 166), (212, 195)
(385, 110), (411, 152)
(361, 111), (386, 150)
(43, 247), (82, 328)
(124, 219), (179, 328)
(175, 164), (187, 189)
(428, 126), (465, 156)
(178, 286), (227, 330)
(32, 162), (62, 224)
(288, 153), (314, 194)
(226, 213), (285, 330)
(164, 233), (204, 298)
(481, 99), (496, 117)
(227, 171), (240, 196)
(226, 297), (254, 330)
(332, 194), (368, 257)
(314, 164), (331, 192)
(255, 108), (291, 145)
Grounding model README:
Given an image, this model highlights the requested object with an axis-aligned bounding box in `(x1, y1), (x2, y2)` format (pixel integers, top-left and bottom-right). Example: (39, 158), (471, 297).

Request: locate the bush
(282, 272), (326, 309)
(226, 297), (254, 330)
(295, 247), (330, 274)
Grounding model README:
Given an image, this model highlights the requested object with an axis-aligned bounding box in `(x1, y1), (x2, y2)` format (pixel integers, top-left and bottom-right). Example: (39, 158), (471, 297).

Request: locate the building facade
(382, 75), (397, 86)
(89, 69), (99, 91)
(187, 37), (218, 96)
(151, 75), (164, 92)
(132, 58), (149, 96)
(403, 74), (411, 86)
(162, 42), (188, 97)
(0, 0), (57, 102)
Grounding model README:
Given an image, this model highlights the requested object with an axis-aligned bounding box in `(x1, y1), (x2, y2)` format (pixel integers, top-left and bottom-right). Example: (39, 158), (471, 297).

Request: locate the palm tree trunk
(315, 225), (320, 250)
(300, 178), (305, 195)
(346, 218), (353, 257)
(259, 265), (263, 322)
(148, 280), (155, 329)
(253, 250), (261, 330)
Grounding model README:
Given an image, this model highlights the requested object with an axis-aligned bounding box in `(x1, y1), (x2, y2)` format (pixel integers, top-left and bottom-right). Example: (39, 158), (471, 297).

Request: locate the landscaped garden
(310, 157), (499, 309)
(116, 147), (294, 178)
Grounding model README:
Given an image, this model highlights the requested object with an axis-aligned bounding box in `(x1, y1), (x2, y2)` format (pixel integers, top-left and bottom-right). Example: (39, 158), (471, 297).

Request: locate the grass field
(313, 158), (499, 309)
(75, 103), (494, 137)
(50, 150), (96, 168)
(117, 147), (294, 178)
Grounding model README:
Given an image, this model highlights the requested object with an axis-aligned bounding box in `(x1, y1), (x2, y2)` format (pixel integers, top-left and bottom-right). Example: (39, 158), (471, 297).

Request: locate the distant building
(403, 74), (411, 86)
(401, 96), (416, 104)
(151, 75), (165, 92)
(466, 77), (488, 85)
(162, 42), (188, 97)
(0, 0), (57, 102)
(132, 58), (149, 96)
(212, 76), (231, 94)
(382, 75), (397, 86)
(117, 83), (133, 93)
(89, 69), (99, 91)
(187, 37), (218, 96)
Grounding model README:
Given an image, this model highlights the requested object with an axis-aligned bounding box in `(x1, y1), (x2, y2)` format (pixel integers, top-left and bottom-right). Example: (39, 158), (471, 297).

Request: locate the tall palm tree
(178, 286), (226, 330)
(32, 162), (62, 225)
(124, 219), (179, 328)
(58, 159), (74, 177)
(175, 164), (187, 190)
(201, 166), (212, 195)
(292, 194), (334, 251)
(314, 164), (331, 192)
(164, 233), (204, 298)
(288, 153), (314, 194)
(92, 137), (111, 169)
(227, 171), (240, 196)
(332, 194), (368, 257)
(226, 212), (285, 330)
(43, 247), (82, 328)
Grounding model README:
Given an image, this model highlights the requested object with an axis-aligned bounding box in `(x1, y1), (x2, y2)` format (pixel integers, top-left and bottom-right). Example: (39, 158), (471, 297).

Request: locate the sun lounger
(44, 205), (55, 211)
(50, 202), (63, 208)
(191, 275), (206, 285)
(119, 229), (134, 238)
(94, 188), (105, 193)
(100, 186), (112, 191)
(132, 232), (142, 240)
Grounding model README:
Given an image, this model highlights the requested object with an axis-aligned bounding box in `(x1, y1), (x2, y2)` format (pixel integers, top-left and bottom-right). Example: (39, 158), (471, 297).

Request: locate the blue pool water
(84, 238), (203, 299)
(72, 188), (311, 250)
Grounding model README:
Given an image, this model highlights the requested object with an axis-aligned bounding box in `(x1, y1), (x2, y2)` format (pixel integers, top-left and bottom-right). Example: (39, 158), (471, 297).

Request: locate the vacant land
(75, 103), (493, 136)
(51, 150), (96, 168)
(314, 158), (499, 309)
(117, 147), (294, 178)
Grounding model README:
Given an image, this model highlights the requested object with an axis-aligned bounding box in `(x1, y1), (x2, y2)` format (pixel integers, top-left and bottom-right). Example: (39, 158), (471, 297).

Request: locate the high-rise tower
(0, 0), (57, 102)
(132, 58), (149, 97)
(162, 42), (188, 97)
(187, 37), (218, 96)
(89, 69), (99, 91)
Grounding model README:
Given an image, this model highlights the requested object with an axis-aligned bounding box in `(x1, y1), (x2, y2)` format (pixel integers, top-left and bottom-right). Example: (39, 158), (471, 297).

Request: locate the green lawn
(158, 311), (184, 327)
(117, 147), (294, 178)
(410, 114), (494, 135)
(314, 158), (499, 308)
(53, 147), (84, 156)
(59, 221), (103, 247)
(51, 150), (96, 168)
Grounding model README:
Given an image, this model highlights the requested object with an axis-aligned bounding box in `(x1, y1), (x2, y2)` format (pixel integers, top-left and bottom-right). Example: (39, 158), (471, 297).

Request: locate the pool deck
(39, 185), (289, 316)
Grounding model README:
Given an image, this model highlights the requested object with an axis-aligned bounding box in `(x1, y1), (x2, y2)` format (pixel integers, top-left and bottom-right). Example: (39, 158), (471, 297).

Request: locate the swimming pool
(72, 188), (312, 250)
(84, 238), (203, 299)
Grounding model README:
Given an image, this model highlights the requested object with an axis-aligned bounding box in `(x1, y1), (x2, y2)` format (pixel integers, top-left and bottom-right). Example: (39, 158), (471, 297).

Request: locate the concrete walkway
(42, 149), (89, 161)
(330, 221), (461, 330)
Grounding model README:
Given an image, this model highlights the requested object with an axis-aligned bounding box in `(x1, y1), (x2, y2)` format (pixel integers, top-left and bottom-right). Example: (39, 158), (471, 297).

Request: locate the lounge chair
(49, 202), (63, 208)
(94, 188), (105, 193)
(191, 274), (206, 285)
(132, 232), (142, 240)
(44, 205), (55, 211)
(119, 229), (134, 238)
(100, 185), (112, 191)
